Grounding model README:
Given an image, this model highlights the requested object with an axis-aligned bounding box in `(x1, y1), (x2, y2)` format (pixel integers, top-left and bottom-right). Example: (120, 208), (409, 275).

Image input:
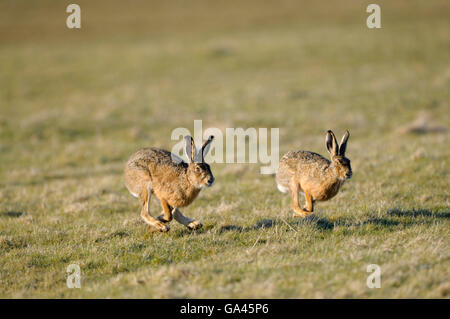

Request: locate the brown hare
(276, 130), (352, 217)
(124, 135), (215, 232)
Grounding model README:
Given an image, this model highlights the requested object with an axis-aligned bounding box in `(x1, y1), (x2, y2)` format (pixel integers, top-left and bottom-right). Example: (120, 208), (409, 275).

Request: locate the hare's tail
(276, 183), (289, 194)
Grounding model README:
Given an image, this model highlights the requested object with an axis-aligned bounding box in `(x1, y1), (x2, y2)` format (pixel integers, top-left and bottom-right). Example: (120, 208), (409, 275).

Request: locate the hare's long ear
(326, 130), (338, 157)
(339, 130), (350, 156)
(195, 135), (214, 163)
(184, 136), (197, 163)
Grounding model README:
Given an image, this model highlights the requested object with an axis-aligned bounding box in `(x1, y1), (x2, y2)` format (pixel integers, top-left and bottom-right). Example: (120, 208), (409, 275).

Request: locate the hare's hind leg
(139, 184), (170, 232)
(173, 208), (202, 230)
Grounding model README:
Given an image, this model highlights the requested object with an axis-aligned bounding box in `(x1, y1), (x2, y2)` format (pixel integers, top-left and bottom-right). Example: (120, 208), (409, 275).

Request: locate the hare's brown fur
(125, 136), (214, 232)
(276, 130), (352, 217)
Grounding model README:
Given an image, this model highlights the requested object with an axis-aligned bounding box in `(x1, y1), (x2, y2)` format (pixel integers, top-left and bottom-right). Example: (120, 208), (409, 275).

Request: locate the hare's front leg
(157, 199), (173, 223)
(290, 182), (313, 218)
(302, 192), (314, 214)
(173, 208), (202, 230)
(139, 184), (170, 232)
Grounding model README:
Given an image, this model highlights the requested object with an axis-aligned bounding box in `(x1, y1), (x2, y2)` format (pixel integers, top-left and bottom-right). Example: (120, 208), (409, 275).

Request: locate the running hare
(125, 136), (215, 232)
(276, 130), (352, 217)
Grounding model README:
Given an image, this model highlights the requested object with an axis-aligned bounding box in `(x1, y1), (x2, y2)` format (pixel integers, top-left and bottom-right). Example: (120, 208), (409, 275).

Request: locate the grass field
(0, 0), (449, 298)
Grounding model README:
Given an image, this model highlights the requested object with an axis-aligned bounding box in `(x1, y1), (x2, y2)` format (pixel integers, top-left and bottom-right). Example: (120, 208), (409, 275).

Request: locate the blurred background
(0, 0), (449, 298)
(0, 0), (448, 169)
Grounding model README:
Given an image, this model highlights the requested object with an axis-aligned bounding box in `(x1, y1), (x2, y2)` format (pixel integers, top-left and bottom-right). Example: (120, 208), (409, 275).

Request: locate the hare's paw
(292, 211), (307, 218)
(160, 224), (170, 232)
(187, 220), (202, 230)
(292, 209), (312, 218)
(158, 222), (170, 232)
(148, 221), (170, 232)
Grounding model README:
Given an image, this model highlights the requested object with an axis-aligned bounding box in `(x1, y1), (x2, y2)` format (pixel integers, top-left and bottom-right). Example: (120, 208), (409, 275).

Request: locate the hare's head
(326, 130), (352, 180)
(184, 135), (215, 188)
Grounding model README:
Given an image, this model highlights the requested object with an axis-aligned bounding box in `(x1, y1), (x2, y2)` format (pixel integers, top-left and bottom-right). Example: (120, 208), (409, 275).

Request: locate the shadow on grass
(1, 211), (25, 218)
(219, 219), (275, 234)
(219, 217), (334, 233)
(172, 224), (215, 238)
(218, 208), (448, 235)
(137, 207), (449, 238)
(95, 230), (131, 243)
(332, 217), (400, 228)
(387, 208), (449, 219)
(332, 208), (448, 229)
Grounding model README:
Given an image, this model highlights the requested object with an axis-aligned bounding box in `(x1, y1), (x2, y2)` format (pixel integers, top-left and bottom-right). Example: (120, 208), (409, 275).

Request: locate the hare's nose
(207, 177), (215, 186)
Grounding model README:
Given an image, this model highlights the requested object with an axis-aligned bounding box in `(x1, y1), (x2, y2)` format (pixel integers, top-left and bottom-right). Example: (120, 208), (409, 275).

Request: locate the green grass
(0, 0), (449, 298)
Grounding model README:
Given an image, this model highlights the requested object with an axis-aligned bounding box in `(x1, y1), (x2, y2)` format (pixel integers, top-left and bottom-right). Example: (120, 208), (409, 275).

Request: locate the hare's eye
(195, 167), (201, 174)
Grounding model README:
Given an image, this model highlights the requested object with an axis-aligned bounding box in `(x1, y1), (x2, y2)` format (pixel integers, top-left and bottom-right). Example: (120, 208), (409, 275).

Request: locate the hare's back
(278, 150), (322, 187)
(280, 150), (330, 173)
(126, 148), (185, 170)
